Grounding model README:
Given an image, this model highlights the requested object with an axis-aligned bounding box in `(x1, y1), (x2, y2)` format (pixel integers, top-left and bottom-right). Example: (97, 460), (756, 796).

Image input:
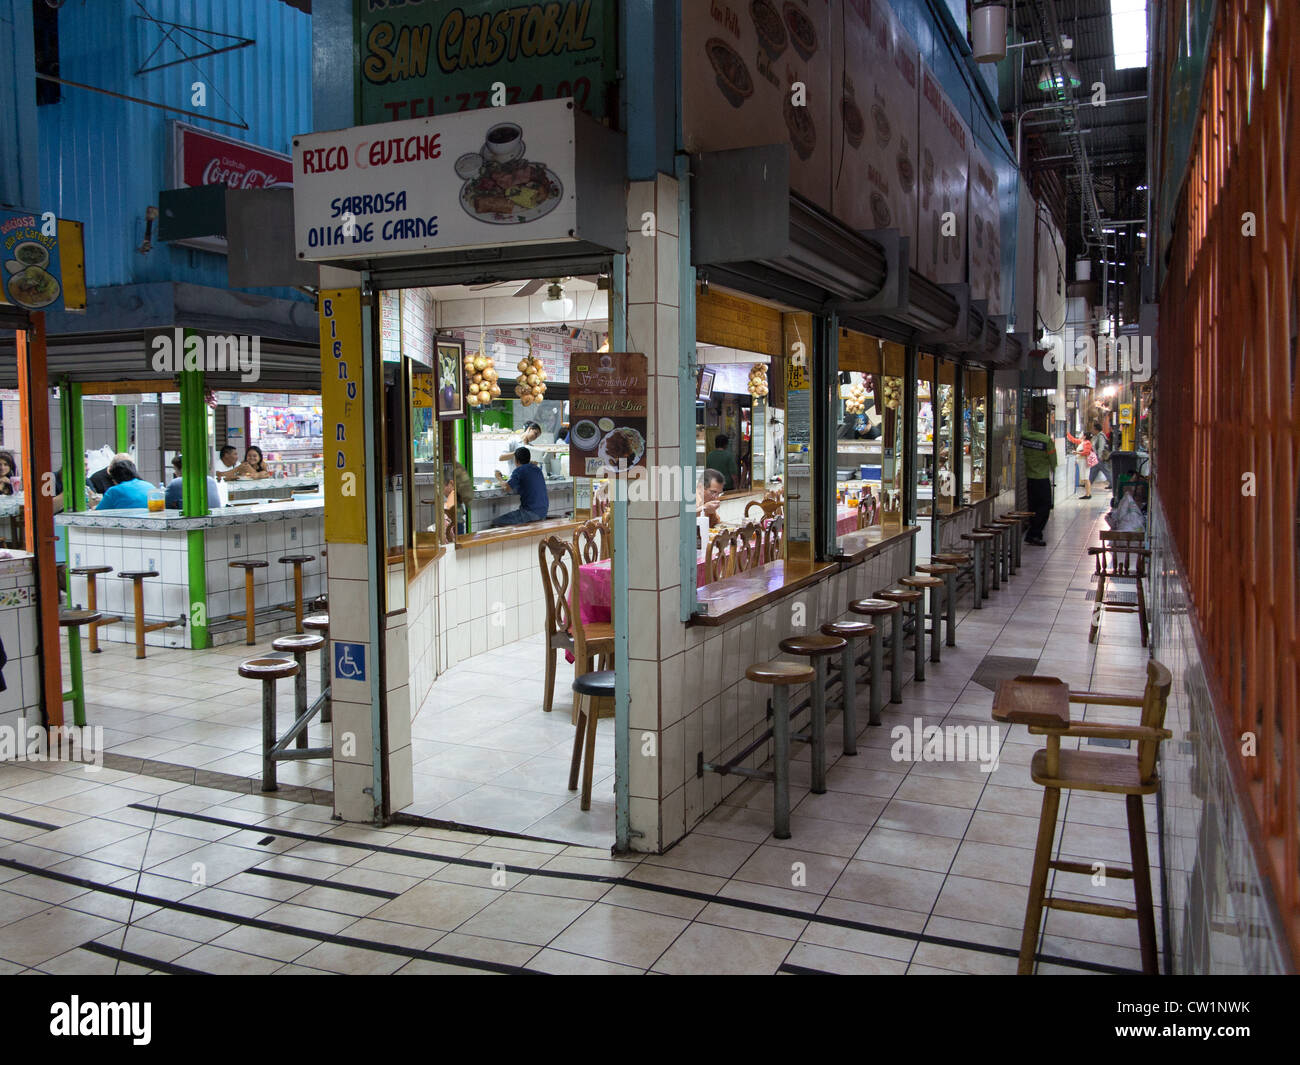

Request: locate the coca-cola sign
(170, 121), (293, 251)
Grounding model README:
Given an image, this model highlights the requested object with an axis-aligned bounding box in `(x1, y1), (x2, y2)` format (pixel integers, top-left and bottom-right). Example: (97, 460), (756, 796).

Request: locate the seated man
(164, 455), (222, 509)
(696, 468), (725, 527)
(214, 445), (242, 481)
(95, 457), (153, 510)
(88, 452), (130, 496)
(490, 446), (548, 527)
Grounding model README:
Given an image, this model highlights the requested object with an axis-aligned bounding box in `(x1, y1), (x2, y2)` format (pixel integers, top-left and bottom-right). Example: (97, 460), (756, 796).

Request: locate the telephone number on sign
(375, 77), (592, 120)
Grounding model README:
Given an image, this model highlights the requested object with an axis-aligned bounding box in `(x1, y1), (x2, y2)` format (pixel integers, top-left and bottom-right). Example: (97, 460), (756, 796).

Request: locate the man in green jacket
(1021, 413), (1057, 546)
(705, 434), (740, 492)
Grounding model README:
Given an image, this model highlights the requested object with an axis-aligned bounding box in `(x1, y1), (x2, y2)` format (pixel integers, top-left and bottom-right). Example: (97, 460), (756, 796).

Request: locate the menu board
(915, 62), (970, 286)
(682, 0), (834, 212)
(967, 142), (1002, 315)
(832, 0), (920, 268)
(568, 353), (649, 477)
(1, 208), (65, 312)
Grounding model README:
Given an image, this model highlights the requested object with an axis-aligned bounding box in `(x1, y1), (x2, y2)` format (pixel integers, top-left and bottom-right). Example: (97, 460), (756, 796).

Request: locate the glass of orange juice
(147, 490), (165, 512)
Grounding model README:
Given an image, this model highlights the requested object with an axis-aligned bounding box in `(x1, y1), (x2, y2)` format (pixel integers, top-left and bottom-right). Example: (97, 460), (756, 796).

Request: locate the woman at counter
(95, 458), (152, 510)
(221, 446), (273, 481)
(0, 451), (16, 495)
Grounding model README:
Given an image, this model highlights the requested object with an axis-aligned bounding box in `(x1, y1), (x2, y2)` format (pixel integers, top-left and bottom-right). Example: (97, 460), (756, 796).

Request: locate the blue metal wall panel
(0, 0), (40, 209)
(37, 0), (312, 297)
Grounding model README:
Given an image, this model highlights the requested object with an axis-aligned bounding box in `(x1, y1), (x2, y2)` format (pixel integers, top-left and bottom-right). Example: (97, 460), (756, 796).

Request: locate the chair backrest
(763, 516), (784, 562)
(704, 528), (737, 582)
(1136, 659), (1173, 782)
(598, 508), (613, 559)
(538, 537), (574, 640)
(856, 491), (879, 530)
(1096, 530), (1145, 577)
(744, 498), (782, 522)
(732, 521), (764, 573)
(573, 519), (602, 564)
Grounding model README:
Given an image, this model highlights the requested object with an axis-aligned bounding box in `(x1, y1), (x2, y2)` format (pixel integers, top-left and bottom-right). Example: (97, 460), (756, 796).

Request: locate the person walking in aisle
(1065, 426), (1097, 498)
(1021, 410), (1057, 546)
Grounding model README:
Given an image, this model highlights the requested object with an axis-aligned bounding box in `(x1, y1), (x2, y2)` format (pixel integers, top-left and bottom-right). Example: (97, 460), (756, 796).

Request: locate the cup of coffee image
(483, 123), (524, 162)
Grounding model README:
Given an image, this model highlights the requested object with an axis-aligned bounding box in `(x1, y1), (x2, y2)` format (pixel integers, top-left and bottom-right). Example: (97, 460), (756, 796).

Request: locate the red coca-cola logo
(180, 126), (292, 189)
(200, 157), (288, 188)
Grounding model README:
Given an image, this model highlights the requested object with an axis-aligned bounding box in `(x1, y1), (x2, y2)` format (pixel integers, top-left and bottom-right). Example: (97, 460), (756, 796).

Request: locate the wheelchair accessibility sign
(333, 641), (366, 683)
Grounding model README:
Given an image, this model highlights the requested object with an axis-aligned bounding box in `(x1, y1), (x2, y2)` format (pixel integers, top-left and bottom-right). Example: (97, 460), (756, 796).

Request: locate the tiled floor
(3, 494), (1161, 974)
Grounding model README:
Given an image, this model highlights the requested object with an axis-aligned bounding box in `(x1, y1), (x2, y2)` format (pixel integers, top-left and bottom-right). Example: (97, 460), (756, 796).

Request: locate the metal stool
(570, 670), (615, 811)
(59, 608), (100, 726)
(974, 525), (1007, 588)
(303, 612), (331, 722)
(113, 571), (181, 659)
(277, 554), (316, 633)
(821, 619), (874, 755)
(1001, 512), (1035, 571)
(271, 633), (326, 751)
(961, 532), (994, 603)
(239, 656), (324, 792)
(933, 552), (974, 613)
(902, 572), (946, 662)
(741, 660), (815, 839)
(987, 520), (1017, 580)
(229, 559), (269, 645)
(850, 597), (902, 710)
(68, 565), (117, 653)
(917, 562), (959, 647)
(879, 586), (926, 682)
(779, 633), (847, 794)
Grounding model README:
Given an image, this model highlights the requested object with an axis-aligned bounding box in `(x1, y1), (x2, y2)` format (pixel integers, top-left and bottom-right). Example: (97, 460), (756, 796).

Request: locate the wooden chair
(1090, 531), (1150, 645)
(856, 492), (879, 530)
(732, 521), (765, 572)
(537, 536), (614, 716)
(744, 498), (783, 523)
(573, 518), (603, 564)
(994, 661), (1172, 974)
(570, 670), (615, 811)
(704, 527), (738, 582)
(762, 515), (784, 563)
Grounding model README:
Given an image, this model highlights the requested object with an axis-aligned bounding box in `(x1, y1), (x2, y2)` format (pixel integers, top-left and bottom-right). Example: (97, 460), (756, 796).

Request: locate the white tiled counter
(0, 552), (40, 736)
(57, 500), (325, 649)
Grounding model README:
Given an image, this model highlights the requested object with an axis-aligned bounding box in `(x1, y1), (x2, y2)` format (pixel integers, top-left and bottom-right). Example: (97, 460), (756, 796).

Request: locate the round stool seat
(70, 565), (113, 576)
(821, 619), (875, 640)
(1005, 511), (1035, 520)
(303, 613), (330, 632)
(573, 670), (615, 697)
(932, 552), (970, 565)
(849, 597), (901, 616)
(230, 560), (268, 570)
(278, 555), (315, 565)
(117, 570), (159, 580)
(780, 633), (847, 658)
(272, 633), (325, 654)
(239, 657), (299, 681)
(59, 608), (102, 628)
(961, 532), (994, 541)
(916, 562), (957, 576)
(900, 574), (943, 590)
(746, 660), (815, 685)
(879, 587), (923, 604)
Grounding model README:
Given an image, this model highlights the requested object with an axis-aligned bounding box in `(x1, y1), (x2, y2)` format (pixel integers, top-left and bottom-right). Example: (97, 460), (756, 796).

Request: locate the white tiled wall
(0, 556), (40, 736)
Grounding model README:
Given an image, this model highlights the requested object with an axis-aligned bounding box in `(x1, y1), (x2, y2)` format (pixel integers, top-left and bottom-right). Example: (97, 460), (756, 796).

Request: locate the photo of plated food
(783, 93), (816, 161)
(571, 420), (600, 450)
(751, 0), (787, 60)
(842, 95), (864, 149)
(459, 138), (563, 225)
(12, 241), (48, 269)
(782, 1), (817, 61)
(5, 264), (61, 309)
(597, 426), (645, 471)
(706, 37), (753, 109)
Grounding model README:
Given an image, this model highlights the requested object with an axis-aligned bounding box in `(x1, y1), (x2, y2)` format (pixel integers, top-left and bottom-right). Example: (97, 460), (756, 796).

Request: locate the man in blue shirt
(164, 455), (222, 510)
(95, 458), (153, 510)
(490, 446), (549, 526)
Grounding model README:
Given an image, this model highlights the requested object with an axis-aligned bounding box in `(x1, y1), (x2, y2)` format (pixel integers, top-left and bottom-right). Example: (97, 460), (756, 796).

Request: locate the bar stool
(779, 633), (846, 795)
(821, 620), (874, 755)
(1001, 512), (1035, 571)
(59, 608), (100, 727)
(744, 660), (815, 839)
(570, 670), (615, 811)
(961, 531), (994, 602)
(879, 586), (926, 682)
(932, 551), (973, 613)
(917, 562), (959, 647)
(903, 571), (947, 662)
(277, 554), (316, 633)
(239, 656), (301, 793)
(68, 565), (118, 653)
(271, 633), (326, 750)
(850, 597), (902, 710)
(229, 560), (269, 645)
(303, 612), (331, 722)
(115, 571), (175, 660)
(987, 519), (1017, 581)
(973, 526), (1006, 589)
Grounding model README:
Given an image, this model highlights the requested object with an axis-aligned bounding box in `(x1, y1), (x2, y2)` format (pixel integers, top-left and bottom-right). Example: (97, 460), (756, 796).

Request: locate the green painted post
(64, 632), (86, 726)
(115, 405), (130, 453)
(178, 357), (209, 648)
(58, 381), (87, 605)
(457, 418), (472, 534)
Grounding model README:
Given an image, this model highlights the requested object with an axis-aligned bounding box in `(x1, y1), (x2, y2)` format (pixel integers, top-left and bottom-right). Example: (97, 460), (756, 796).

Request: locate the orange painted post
(16, 314), (64, 728)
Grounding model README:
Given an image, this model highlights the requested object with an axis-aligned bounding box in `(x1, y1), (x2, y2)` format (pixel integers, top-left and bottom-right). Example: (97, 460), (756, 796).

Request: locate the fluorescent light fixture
(1110, 0), (1148, 70)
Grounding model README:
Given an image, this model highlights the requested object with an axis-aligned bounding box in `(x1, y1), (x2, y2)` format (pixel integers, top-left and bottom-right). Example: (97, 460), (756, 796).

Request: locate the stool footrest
(1043, 896), (1138, 920)
(1049, 858), (1135, 879)
(271, 746), (333, 762)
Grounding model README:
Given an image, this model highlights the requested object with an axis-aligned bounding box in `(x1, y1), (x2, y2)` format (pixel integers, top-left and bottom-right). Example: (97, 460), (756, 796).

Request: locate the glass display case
(964, 367), (988, 503)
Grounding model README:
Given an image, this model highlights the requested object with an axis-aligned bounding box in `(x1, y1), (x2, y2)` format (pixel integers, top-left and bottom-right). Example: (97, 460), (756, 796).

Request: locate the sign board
(333, 641), (367, 683)
(320, 289), (367, 543)
(357, 0), (619, 126)
(0, 209), (81, 313)
(568, 352), (648, 477)
(916, 62), (969, 286)
(293, 99), (579, 261)
(170, 121), (293, 253)
(967, 140), (1002, 314)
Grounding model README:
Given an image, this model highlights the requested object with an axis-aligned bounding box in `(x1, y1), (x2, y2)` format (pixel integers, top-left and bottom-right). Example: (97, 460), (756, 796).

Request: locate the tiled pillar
(626, 175), (685, 852)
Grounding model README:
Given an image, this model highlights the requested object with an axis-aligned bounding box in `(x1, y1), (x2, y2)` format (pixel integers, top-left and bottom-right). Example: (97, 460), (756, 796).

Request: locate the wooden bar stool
(277, 554), (316, 633)
(239, 656), (302, 793)
(993, 662), (1173, 974)
(272, 633), (326, 751)
(821, 620), (874, 755)
(68, 565), (118, 653)
(115, 571), (178, 660)
(59, 609), (100, 727)
(780, 633), (847, 793)
(303, 612), (331, 722)
(849, 597), (902, 711)
(570, 670), (615, 811)
(879, 586), (926, 682)
(902, 572), (946, 663)
(961, 531), (994, 602)
(917, 562), (959, 647)
(229, 560), (269, 645)
(744, 660), (815, 839)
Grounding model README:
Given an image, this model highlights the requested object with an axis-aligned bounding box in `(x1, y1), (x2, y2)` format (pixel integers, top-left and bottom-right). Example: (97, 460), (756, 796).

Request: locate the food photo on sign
(568, 353), (648, 478)
(1, 210), (63, 312)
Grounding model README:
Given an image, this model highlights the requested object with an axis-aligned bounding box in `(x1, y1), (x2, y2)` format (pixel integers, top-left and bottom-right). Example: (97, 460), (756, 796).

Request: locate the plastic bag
(1106, 492), (1144, 533)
